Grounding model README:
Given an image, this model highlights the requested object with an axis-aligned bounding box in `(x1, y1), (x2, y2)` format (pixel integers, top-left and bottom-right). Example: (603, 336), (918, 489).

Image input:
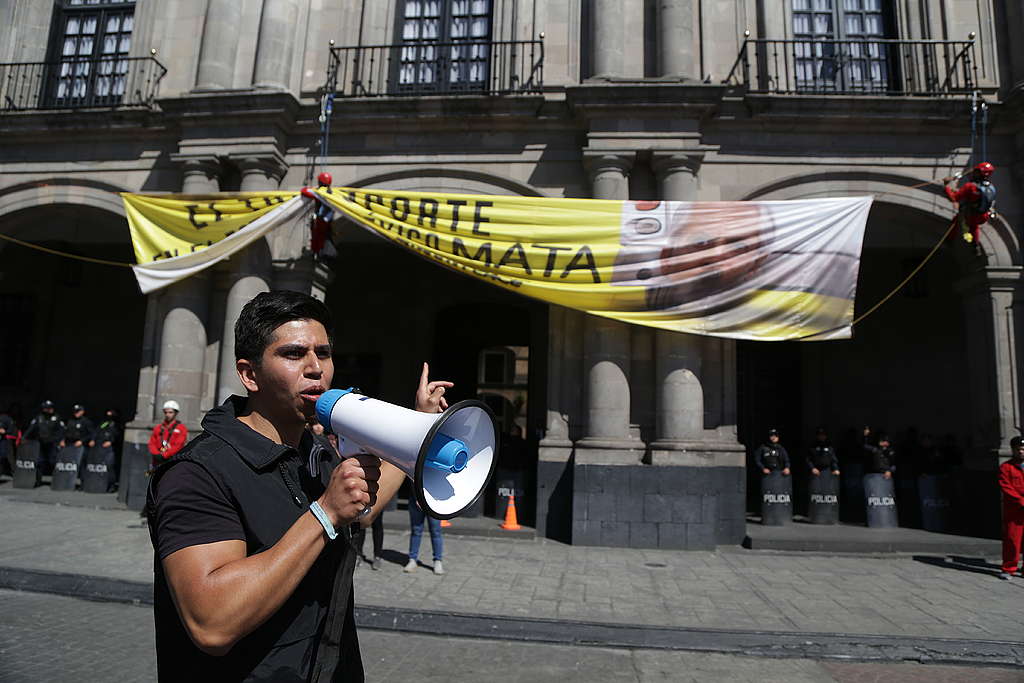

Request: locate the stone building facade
(1, 0), (1022, 546)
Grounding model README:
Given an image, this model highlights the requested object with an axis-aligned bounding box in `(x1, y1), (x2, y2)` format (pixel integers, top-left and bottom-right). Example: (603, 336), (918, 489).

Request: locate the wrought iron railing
(725, 36), (977, 96)
(327, 39), (543, 98)
(0, 55), (167, 112)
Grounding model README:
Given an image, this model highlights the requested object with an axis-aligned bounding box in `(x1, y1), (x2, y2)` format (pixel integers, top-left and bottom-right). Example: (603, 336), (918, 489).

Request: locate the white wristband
(309, 501), (338, 540)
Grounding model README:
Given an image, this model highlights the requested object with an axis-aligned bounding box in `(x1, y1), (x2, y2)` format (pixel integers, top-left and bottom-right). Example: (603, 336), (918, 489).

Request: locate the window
(394, 0), (493, 94)
(47, 0), (135, 107)
(793, 0), (894, 93)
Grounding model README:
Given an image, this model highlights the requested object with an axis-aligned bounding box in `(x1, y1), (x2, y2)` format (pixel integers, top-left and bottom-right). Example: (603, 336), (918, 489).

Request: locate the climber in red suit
(301, 171), (334, 255)
(942, 162), (996, 246)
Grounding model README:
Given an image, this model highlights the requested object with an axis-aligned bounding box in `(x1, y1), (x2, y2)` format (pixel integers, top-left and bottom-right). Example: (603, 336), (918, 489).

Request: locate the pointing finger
(419, 362), (430, 392)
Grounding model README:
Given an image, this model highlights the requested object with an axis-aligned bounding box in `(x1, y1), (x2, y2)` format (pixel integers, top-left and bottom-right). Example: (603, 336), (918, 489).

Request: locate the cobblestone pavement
(1, 492), (1023, 644)
(2, 590), (1021, 683)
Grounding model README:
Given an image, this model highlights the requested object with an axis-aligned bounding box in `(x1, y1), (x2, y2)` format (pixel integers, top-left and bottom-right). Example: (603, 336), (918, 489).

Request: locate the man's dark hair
(234, 291), (333, 367)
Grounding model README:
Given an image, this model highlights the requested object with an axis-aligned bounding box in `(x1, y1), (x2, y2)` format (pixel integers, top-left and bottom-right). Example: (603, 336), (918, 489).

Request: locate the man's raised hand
(415, 362), (453, 414)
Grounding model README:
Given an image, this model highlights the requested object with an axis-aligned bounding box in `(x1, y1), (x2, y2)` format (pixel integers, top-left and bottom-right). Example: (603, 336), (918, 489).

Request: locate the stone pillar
(180, 157), (221, 194)
(591, 0), (624, 78)
(215, 156), (282, 403)
(253, 0), (300, 89)
(156, 274), (212, 423)
(195, 0), (241, 90)
(658, 0), (697, 79)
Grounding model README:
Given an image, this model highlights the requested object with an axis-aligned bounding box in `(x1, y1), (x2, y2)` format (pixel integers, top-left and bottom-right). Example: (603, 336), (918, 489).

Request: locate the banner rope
(793, 217), (957, 341)
(0, 231), (134, 268)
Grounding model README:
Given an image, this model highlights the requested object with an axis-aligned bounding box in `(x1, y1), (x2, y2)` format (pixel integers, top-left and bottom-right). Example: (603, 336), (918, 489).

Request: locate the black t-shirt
(154, 462), (246, 560)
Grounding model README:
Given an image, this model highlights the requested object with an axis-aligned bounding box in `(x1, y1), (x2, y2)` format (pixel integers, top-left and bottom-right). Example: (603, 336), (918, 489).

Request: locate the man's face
(163, 409), (177, 421)
(253, 319), (333, 424)
(816, 433), (827, 443)
(73, 409), (84, 418)
(1014, 444), (1024, 461)
(42, 406), (53, 415)
(769, 434), (779, 444)
(880, 440), (890, 449)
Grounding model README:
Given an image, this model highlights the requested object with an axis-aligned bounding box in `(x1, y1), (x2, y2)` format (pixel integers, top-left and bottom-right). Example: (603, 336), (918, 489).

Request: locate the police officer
(807, 427), (840, 476)
(865, 432), (896, 479)
(755, 428), (790, 475)
(89, 409), (122, 492)
(24, 400), (64, 481)
(61, 404), (95, 450)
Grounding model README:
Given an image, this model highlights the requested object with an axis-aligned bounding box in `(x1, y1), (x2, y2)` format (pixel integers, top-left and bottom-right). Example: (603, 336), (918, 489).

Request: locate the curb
(2, 566), (1021, 667)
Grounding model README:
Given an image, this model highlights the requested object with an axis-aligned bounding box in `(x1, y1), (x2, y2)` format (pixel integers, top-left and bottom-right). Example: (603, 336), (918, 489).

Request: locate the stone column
(591, 0), (624, 78)
(577, 153), (637, 460)
(215, 156), (282, 403)
(195, 0), (242, 90)
(180, 158), (221, 194)
(957, 266), (1024, 537)
(651, 153), (707, 448)
(253, 0), (300, 89)
(658, 0), (697, 79)
(156, 274), (212, 423)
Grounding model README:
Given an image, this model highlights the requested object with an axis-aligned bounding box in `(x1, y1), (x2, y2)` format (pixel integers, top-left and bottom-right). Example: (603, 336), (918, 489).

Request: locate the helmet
(40, 400), (55, 410)
(974, 162), (995, 178)
(767, 428), (780, 437)
(1011, 436), (1024, 451)
(162, 400), (180, 413)
(72, 404), (85, 412)
(316, 171), (333, 187)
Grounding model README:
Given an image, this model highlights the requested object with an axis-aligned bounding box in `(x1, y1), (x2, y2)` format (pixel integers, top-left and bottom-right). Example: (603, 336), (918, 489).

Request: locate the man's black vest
(147, 397), (362, 682)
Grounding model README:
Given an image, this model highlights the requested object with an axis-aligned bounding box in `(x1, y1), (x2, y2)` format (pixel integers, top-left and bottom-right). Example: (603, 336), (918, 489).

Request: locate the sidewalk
(1, 485), (1022, 666)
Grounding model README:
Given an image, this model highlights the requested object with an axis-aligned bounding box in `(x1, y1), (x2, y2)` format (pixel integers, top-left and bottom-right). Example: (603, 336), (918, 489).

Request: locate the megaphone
(315, 388), (499, 519)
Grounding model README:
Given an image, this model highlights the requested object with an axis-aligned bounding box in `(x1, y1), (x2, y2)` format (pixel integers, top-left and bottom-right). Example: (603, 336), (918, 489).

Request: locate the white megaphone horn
(315, 388), (499, 519)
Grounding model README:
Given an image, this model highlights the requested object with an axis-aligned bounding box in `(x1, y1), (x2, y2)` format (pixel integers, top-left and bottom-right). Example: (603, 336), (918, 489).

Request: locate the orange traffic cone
(501, 494), (521, 530)
(440, 519), (452, 528)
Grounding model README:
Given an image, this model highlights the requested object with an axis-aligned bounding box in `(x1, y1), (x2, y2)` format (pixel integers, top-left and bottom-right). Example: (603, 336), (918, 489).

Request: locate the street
(2, 589), (1023, 683)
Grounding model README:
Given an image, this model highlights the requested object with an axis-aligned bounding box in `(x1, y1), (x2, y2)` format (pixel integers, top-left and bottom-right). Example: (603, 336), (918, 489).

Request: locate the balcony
(725, 37), (977, 97)
(0, 55), (166, 112)
(327, 39), (543, 98)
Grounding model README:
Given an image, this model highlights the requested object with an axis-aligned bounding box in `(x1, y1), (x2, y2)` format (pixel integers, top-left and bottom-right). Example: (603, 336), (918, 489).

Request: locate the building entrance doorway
(738, 203), (973, 529)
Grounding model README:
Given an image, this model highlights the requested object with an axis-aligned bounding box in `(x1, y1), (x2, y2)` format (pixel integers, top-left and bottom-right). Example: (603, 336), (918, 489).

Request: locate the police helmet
(73, 404), (85, 412)
(40, 400), (55, 410)
(767, 428), (780, 437)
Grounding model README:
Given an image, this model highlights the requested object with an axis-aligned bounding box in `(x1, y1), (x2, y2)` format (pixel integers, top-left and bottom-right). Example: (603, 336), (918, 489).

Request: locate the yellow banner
(120, 188), (872, 340)
(122, 192), (296, 264)
(315, 188), (871, 341)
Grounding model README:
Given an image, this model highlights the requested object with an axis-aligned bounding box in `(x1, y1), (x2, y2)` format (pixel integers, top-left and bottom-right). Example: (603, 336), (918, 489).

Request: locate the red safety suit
(944, 179), (995, 245)
(148, 419), (187, 466)
(998, 459), (1024, 574)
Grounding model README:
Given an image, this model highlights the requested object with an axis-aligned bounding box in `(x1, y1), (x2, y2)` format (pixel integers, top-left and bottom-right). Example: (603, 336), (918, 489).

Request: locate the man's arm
(161, 454), (379, 655)
(164, 424), (188, 458)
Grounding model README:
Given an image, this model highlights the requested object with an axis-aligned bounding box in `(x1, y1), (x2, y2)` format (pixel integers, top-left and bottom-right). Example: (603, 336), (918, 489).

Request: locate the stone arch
(741, 171), (1020, 268)
(347, 167), (545, 197)
(0, 178), (128, 222)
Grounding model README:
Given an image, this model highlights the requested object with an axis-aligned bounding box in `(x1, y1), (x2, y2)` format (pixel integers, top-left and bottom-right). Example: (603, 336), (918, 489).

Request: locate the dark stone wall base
(572, 463), (745, 550)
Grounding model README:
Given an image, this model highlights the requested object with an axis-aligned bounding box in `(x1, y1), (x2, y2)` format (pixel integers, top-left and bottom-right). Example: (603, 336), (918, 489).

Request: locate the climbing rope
(0, 231), (134, 268)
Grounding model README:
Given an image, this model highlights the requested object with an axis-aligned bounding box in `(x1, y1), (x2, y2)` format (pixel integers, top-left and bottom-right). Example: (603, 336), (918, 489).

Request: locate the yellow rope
(794, 218), (957, 342)
(0, 232), (134, 268)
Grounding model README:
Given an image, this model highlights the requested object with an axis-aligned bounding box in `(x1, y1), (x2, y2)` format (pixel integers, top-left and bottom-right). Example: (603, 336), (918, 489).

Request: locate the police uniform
(754, 439), (790, 472)
(25, 408), (64, 478)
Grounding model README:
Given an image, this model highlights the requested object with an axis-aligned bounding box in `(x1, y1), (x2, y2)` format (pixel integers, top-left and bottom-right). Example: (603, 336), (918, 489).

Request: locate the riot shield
(13, 439), (40, 489)
(807, 470), (839, 524)
(863, 473), (898, 528)
(760, 471), (793, 526)
(52, 445), (83, 491)
(82, 445), (114, 493)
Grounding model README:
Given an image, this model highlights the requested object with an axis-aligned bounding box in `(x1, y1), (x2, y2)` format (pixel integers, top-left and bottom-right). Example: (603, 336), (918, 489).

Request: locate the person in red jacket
(998, 435), (1024, 579)
(942, 162), (996, 247)
(148, 400), (188, 469)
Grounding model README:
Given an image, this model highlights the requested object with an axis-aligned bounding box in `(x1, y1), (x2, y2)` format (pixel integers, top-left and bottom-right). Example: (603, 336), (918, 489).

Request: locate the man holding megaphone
(146, 291), (451, 682)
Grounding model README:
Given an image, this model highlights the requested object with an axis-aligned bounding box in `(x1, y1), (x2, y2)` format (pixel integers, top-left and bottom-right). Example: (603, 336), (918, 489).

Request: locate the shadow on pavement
(912, 554), (1009, 580)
